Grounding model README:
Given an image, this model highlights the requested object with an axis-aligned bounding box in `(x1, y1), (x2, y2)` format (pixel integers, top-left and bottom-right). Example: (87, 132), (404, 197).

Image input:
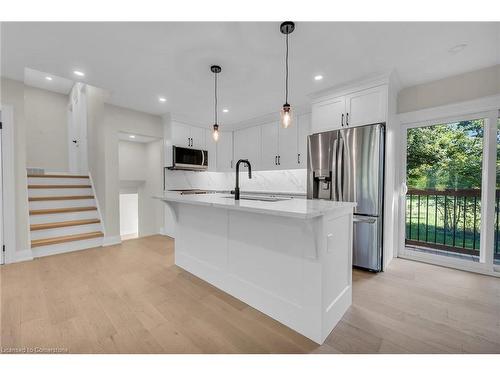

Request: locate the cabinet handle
(275, 155), (277, 165)
(341, 113), (344, 127)
(297, 153), (300, 164)
(278, 155), (281, 165)
(190, 137), (193, 147)
(231, 160), (233, 169)
(346, 113), (349, 126)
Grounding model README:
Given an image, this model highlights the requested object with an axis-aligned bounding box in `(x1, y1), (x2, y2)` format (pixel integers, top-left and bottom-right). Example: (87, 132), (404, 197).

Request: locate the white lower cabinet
(216, 131), (234, 172)
(234, 126), (261, 170)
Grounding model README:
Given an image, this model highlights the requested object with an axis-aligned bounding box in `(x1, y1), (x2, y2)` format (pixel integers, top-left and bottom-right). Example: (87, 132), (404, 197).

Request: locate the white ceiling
(24, 67), (75, 94)
(2, 22), (499, 128)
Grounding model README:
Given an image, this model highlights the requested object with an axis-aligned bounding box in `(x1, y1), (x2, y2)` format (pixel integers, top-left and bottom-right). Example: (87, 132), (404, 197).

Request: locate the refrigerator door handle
(337, 137), (344, 201)
(332, 138), (338, 200)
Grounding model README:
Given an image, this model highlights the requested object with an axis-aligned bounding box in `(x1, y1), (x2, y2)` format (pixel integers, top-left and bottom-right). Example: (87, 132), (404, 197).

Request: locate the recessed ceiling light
(223, 108), (229, 113)
(73, 70), (85, 77)
(129, 135), (136, 139)
(314, 75), (323, 81)
(45, 76), (53, 81)
(448, 44), (467, 54)
(158, 97), (167, 103)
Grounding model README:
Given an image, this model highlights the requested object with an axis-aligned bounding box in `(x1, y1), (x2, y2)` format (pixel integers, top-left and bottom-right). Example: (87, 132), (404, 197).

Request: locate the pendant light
(280, 21), (295, 129)
(211, 65), (222, 142)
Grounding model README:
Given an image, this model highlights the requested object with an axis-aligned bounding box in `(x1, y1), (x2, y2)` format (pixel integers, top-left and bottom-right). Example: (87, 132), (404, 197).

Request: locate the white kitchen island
(158, 192), (356, 344)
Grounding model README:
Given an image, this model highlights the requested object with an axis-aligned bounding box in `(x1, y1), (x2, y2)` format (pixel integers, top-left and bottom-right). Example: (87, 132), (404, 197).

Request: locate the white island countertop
(157, 192), (355, 220)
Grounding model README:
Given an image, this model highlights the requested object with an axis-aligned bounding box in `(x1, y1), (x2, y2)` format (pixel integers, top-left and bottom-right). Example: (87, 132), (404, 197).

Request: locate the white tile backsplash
(165, 169), (307, 194)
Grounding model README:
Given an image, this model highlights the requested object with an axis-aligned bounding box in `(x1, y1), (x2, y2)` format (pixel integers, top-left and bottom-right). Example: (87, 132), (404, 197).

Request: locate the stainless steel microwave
(168, 146), (208, 171)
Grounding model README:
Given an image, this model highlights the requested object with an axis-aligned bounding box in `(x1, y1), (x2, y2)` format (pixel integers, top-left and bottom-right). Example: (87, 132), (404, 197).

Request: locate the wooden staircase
(27, 173), (104, 255)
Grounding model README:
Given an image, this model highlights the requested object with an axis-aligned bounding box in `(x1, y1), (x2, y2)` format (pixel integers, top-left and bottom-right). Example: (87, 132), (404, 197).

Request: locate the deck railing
(405, 188), (500, 261)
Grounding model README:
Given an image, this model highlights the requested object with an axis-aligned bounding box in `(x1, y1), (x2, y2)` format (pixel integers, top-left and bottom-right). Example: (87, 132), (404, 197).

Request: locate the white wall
(119, 193), (138, 236)
(138, 139), (163, 236)
(0, 77), (30, 253)
(24, 85), (69, 171)
(398, 64), (500, 113)
(119, 140), (147, 181)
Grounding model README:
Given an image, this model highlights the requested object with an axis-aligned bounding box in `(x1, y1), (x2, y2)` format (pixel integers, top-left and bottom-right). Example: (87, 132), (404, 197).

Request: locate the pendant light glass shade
(279, 21), (295, 129)
(280, 103), (293, 129)
(212, 124), (219, 141)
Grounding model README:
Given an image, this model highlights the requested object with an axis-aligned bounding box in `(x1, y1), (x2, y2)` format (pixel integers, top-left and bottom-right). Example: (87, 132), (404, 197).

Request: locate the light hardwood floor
(1, 235), (500, 353)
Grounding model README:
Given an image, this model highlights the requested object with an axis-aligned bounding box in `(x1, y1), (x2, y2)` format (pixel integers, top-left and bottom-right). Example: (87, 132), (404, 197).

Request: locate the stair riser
(27, 177), (90, 185)
(30, 210), (99, 224)
(30, 223), (102, 240)
(31, 237), (104, 258)
(28, 188), (94, 197)
(29, 199), (96, 210)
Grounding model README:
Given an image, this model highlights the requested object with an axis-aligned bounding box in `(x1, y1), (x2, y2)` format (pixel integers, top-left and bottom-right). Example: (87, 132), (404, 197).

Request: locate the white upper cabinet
(171, 122), (191, 147)
(261, 122), (279, 170)
(297, 113), (311, 168)
(278, 122), (298, 170)
(190, 126), (206, 149)
(311, 84), (388, 134)
(205, 129), (217, 172)
(216, 131), (234, 172)
(345, 85), (387, 127)
(234, 126), (261, 170)
(311, 95), (345, 133)
(170, 122), (206, 149)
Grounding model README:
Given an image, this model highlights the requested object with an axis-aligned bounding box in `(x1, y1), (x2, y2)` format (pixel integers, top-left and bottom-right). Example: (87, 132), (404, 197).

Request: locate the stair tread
(27, 174), (89, 178)
(30, 206), (97, 215)
(31, 231), (104, 248)
(28, 184), (92, 189)
(29, 195), (94, 201)
(31, 219), (101, 231)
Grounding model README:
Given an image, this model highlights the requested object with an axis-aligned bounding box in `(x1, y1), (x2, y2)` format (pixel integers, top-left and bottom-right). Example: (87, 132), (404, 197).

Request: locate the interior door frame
(397, 104), (499, 277)
(0, 105), (17, 264)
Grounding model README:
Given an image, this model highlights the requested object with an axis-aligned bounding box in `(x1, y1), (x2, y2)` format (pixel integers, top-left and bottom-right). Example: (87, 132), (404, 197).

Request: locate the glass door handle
(401, 182), (408, 196)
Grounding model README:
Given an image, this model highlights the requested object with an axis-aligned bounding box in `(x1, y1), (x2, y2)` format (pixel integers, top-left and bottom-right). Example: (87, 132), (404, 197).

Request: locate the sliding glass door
(400, 112), (499, 274)
(404, 119), (484, 262)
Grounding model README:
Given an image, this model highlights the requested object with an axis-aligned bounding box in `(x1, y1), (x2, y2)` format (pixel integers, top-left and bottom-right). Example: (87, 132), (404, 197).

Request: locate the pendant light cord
(285, 33), (289, 104)
(214, 72), (218, 124)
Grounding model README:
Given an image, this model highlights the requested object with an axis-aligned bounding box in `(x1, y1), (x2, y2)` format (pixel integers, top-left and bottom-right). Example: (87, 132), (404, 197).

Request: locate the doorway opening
(120, 193), (138, 241)
(0, 113), (4, 264)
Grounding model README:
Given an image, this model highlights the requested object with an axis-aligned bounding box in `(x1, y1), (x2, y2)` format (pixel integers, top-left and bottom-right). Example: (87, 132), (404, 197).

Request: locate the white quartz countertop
(157, 192), (356, 219)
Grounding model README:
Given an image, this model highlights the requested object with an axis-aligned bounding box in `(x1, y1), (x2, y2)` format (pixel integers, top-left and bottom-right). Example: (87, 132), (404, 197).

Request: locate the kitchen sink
(221, 195), (291, 202)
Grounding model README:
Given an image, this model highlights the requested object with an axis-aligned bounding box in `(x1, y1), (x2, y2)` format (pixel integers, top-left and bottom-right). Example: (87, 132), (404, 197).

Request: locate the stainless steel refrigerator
(307, 123), (385, 271)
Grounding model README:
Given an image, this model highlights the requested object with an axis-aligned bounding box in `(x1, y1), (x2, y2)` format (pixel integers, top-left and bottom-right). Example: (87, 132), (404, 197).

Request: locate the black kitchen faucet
(234, 159), (252, 200)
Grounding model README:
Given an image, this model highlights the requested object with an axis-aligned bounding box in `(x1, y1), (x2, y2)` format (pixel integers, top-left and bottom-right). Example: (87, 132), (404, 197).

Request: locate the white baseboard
(13, 249), (34, 263)
(102, 235), (122, 247)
